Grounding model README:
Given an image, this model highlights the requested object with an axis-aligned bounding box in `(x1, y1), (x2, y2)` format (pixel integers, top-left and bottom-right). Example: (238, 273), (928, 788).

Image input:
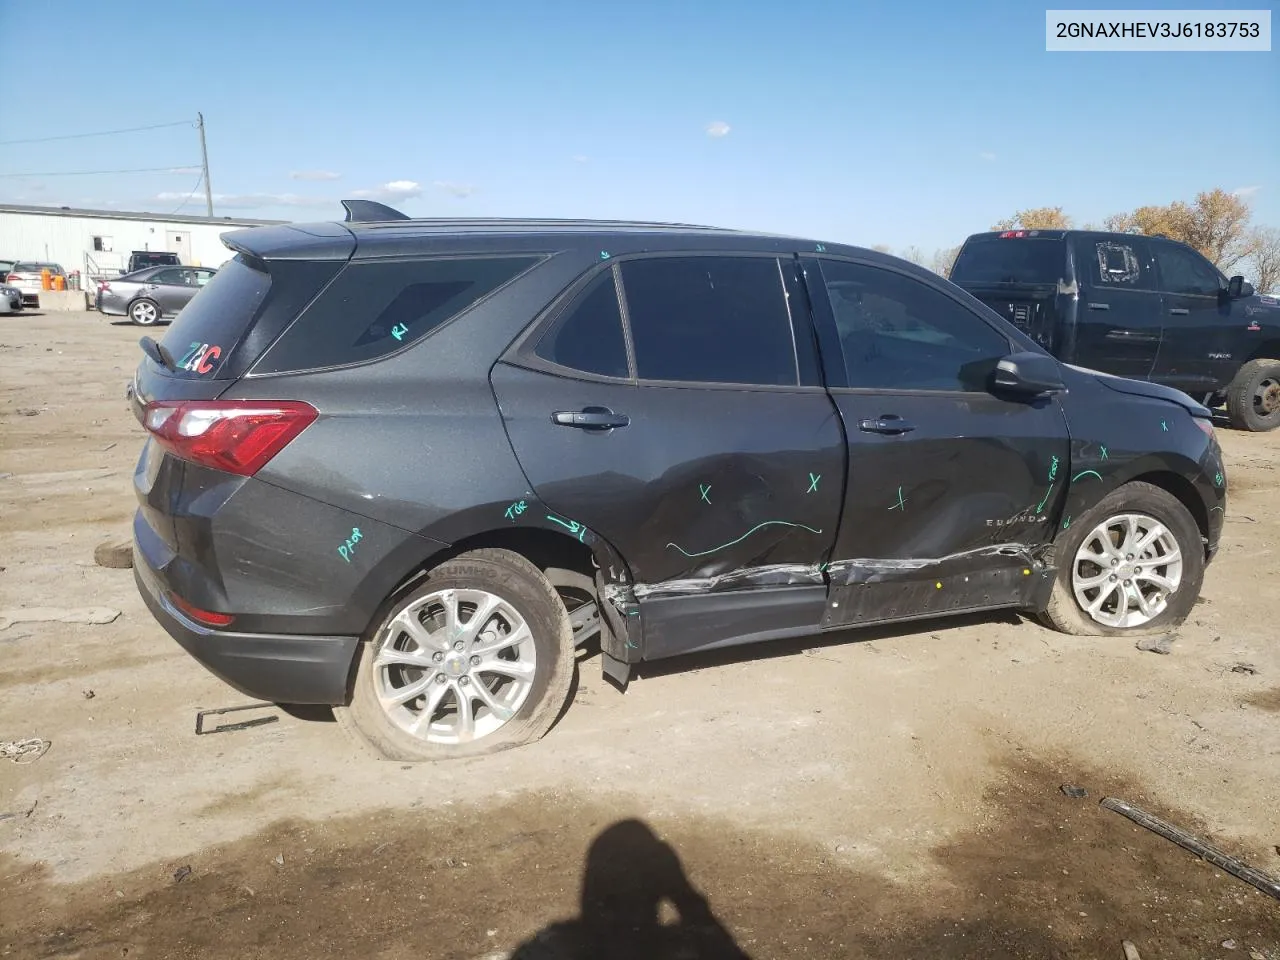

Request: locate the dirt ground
(2, 311), (1278, 960)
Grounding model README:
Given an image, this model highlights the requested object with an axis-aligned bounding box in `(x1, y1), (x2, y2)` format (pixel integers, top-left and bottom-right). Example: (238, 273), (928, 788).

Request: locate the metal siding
(0, 211), (274, 279)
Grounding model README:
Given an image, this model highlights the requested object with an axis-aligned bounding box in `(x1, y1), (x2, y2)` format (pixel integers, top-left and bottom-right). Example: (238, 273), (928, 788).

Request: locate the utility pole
(197, 112), (213, 217)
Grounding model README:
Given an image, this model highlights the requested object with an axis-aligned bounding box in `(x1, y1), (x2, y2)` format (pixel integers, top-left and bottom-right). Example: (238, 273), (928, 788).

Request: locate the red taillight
(169, 592), (235, 627)
(4, 274), (17, 283)
(1193, 416), (1215, 439)
(999, 231), (1028, 239)
(142, 400), (318, 476)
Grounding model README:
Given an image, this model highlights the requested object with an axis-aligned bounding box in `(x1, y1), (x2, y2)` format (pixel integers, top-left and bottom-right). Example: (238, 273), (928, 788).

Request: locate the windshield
(950, 237), (1066, 285)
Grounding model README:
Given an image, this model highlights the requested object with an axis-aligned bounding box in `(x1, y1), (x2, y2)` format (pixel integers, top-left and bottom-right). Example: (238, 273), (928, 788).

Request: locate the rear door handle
(1105, 330), (1160, 342)
(1087, 302), (1110, 311)
(1169, 308), (1190, 315)
(552, 407), (630, 430)
(859, 415), (915, 435)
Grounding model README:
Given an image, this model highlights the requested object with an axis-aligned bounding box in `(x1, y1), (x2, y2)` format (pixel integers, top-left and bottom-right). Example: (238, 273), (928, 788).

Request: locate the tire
(1039, 481), (1204, 637)
(129, 298), (160, 326)
(1226, 358), (1280, 432)
(336, 548), (575, 761)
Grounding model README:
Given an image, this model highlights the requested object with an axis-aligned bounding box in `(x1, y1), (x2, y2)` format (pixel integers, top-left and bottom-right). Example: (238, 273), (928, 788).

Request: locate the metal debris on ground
(1135, 634), (1175, 655)
(1121, 941), (1142, 960)
(173, 865), (192, 883)
(272, 853), (285, 866)
(1, 739), (50, 764)
(1100, 796), (1280, 902)
(1230, 663), (1259, 675)
(1060, 784), (1088, 798)
(194, 703), (280, 736)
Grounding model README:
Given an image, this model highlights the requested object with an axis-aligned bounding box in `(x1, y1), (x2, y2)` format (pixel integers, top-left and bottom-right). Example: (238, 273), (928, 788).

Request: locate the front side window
(1153, 242), (1223, 297)
(620, 256), (798, 386)
(820, 260), (1010, 391)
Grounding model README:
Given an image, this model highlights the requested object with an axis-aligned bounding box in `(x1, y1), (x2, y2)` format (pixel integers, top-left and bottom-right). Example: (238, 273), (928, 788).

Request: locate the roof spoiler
(341, 199), (410, 223)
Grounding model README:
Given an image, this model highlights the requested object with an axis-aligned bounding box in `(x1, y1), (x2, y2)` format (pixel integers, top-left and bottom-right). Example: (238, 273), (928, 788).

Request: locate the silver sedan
(96, 265), (217, 325)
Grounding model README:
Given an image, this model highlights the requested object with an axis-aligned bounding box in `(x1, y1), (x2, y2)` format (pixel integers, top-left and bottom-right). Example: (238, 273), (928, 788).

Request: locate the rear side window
(620, 256), (798, 386)
(535, 270), (630, 378)
(254, 256), (540, 374)
(950, 237), (1066, 285)
(1080, 238), (1152, 288)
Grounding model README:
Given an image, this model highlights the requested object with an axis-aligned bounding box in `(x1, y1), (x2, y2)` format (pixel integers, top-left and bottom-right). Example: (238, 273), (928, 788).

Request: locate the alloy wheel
(1071, 512), (1183, 629)
(373, 588), (537, 745)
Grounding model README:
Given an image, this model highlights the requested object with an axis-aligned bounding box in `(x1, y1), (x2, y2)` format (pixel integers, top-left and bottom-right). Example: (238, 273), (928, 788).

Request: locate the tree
(900, 245), (925, 265)
(1104, 189), (1257, 272)
(870, 243), (893, 254)
(990, 207), (1072, 231)
(930, 245), (961, 279)
(1247, 226), (1280, 294)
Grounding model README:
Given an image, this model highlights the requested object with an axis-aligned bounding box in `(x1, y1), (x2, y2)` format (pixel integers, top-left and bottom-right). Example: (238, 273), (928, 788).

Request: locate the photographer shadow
(508, 819), (752, 960)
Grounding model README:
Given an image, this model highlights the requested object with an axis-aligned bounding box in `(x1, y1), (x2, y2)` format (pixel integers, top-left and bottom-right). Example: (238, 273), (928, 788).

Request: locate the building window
(92, 236), (113, 252)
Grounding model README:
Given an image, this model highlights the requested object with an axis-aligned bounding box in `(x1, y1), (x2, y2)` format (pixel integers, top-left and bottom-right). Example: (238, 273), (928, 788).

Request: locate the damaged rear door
(493, 252), (846, 659)
(803, 256), (1070, 628)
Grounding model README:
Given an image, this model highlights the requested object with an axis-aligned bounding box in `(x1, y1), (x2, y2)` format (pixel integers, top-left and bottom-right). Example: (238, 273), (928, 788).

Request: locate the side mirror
(992, 351), (1067, 398)
(1227, 275), (1254, 299)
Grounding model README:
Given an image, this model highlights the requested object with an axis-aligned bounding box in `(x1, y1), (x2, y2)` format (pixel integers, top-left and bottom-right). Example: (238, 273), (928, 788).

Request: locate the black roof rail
(341, 199), (411, 223)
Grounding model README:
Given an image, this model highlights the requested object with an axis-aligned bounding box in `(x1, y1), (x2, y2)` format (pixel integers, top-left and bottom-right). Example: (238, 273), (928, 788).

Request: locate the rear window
(14, 262), (64, 273)
(252, 255), (541, 375)
(159, 256), (273, 379)
(950, 237), (1066, 286)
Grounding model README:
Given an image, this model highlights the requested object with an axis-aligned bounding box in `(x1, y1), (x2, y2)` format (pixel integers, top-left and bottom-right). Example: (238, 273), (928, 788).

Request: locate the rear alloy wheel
(1226, 358), (1280, 432)
(130, 298), (160, 326)
(1040, 481), (1204, 637)
(337, 548), (575, 761)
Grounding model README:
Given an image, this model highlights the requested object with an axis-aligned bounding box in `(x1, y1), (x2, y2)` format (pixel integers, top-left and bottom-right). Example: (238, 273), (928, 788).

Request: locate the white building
(0, 203), (285, 283)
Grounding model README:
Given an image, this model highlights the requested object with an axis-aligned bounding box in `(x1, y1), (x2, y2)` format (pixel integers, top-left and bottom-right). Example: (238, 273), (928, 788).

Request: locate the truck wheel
(1039, 481), (1204, 637)
(1226, 359), (1280, 431)
(336, 548), (575, 761)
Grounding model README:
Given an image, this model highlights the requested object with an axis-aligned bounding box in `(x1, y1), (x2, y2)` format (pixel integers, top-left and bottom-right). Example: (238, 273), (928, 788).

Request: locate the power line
(0, 165), (202, 178)
(167, 171), (205, 216)
(0, 120), (193, 147)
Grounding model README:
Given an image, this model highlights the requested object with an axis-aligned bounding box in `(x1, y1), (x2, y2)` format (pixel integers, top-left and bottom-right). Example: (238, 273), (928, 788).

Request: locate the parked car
(949, 229), (1280, 431)
(0, 259), (16, 277)
(97, 265), (217, 325)
(5, 261), (67, 307)
(0, 283), (22, 314)
(129, 201), (1226, 762)
(127, 250), (182, 274)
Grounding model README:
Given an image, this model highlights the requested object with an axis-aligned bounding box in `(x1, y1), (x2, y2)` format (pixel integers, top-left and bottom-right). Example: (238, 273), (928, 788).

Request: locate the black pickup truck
(950, 229), (1280, 431)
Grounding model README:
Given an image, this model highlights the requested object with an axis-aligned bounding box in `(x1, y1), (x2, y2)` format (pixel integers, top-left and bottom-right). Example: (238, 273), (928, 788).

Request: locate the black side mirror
(992, 351), (1067, 398)
(1227, 275), (1254, 299)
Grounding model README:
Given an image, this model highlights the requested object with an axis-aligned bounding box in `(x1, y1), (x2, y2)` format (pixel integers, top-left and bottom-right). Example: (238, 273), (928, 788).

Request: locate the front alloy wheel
(1071, 513), (1182, 629)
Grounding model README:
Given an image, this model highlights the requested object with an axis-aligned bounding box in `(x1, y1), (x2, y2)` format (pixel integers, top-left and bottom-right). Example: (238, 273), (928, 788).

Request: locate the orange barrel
(53, 275), (66, 291)
(41, 268), (52, 290)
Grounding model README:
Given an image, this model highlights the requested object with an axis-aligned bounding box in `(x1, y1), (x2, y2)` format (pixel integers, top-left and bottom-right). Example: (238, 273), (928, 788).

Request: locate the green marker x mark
(807, 473), (820, 493)
(699, 483), (711, 504)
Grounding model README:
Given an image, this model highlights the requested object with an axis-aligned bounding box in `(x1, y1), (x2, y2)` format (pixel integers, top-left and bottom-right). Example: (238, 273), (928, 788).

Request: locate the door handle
(1105, 329), (1159, 342)
(551, 407), (630, 430)
(1087, 302), (1110, 311)
(1168, 308), (1190, 315)
(859, 415), (915, 435)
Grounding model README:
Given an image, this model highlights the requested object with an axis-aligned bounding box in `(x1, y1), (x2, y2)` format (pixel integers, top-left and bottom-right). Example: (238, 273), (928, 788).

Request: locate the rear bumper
(134, 537), (359, 705)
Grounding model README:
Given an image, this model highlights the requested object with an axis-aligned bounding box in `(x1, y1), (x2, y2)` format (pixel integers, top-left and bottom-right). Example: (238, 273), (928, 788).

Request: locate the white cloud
(979, 151), (997, 161)
(351, 179), (423, 201)
(572, 154), (590, 164)
(1232, 185), (1261, 197)
(290, 170), (341, 181)
(154, 191), (331, 209)
(433, 180), (474, 199)
(706, 120), (731, 138)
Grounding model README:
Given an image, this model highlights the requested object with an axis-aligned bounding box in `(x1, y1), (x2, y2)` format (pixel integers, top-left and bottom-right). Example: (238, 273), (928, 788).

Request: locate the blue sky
(0, 0), (1275, 255)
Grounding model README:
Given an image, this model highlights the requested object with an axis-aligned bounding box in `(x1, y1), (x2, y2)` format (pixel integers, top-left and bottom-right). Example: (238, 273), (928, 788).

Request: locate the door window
(1080, 238), (1151, 288)
(151, 269), (185, 285)
(620, 256), (799, 386)
(819, 260), (1011, 391)
(534, 270), (630, 378)
(194, 269), (215, 287)
(1153, 242), (1223, 297)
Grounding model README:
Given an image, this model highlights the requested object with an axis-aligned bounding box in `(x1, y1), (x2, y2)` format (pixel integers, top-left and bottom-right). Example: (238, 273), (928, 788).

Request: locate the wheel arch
(1127, 469), (1210, 548)
(1246, 342), (1280, 364)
